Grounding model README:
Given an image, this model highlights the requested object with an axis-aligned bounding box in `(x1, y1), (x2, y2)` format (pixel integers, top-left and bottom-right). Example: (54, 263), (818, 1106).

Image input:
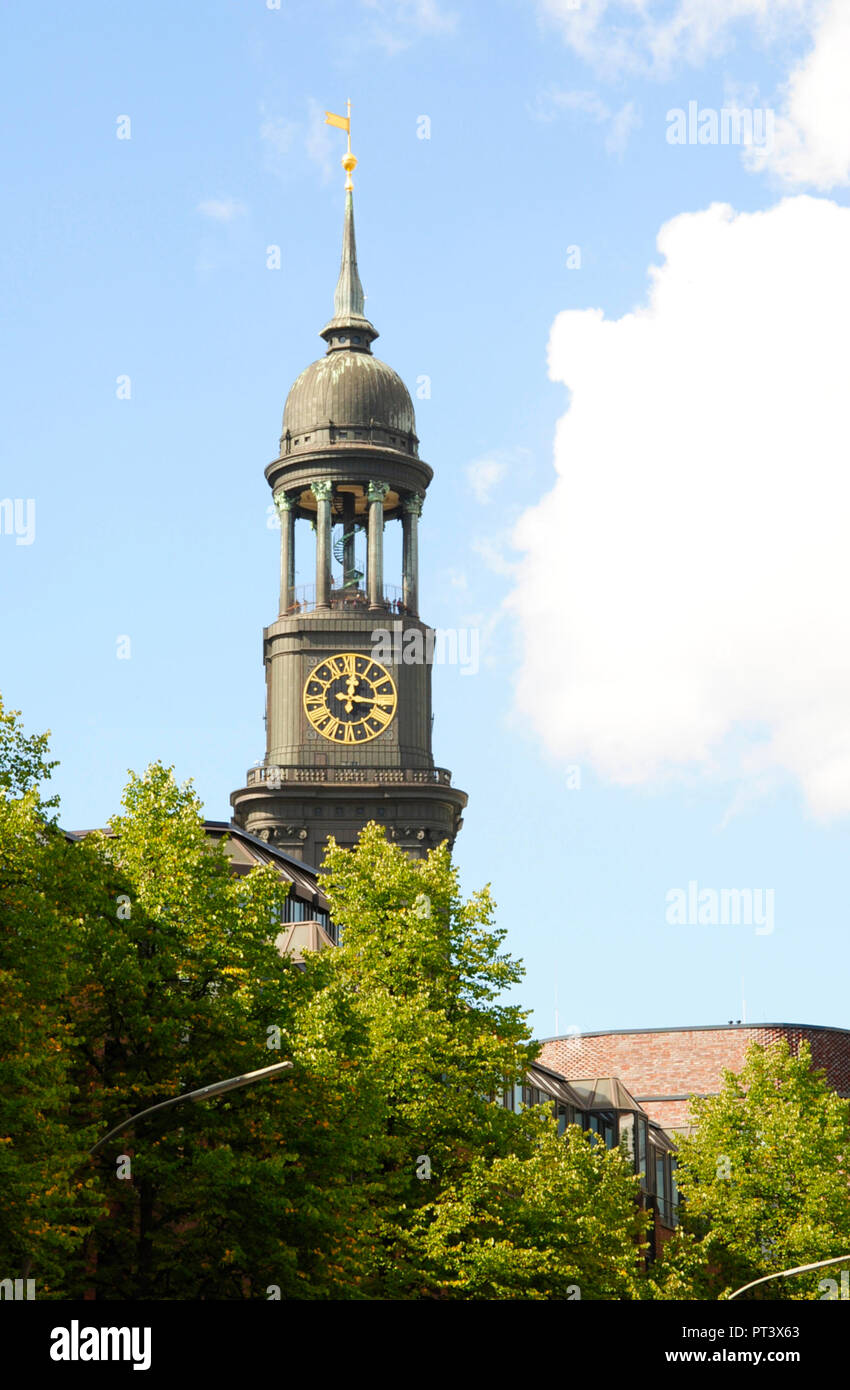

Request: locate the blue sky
(2, 0), (849, 1040)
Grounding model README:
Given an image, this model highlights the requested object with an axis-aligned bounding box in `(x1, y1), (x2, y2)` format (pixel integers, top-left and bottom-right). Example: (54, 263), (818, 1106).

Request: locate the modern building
(230, 150), (466, 866)
(539, 1022), (850, 1129)
(519, 1063), (680, 1256)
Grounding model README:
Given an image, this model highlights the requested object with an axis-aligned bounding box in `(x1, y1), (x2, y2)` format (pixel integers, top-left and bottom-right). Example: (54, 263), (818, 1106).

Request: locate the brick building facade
(538, 1023), (850, 1128)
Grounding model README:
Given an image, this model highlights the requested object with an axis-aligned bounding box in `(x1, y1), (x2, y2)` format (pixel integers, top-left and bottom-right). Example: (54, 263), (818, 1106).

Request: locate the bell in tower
(230, 127), (467, 865)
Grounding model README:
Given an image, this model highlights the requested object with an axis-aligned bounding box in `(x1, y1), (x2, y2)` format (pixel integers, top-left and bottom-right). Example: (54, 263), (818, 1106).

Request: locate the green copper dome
(282, 350), (415, 439)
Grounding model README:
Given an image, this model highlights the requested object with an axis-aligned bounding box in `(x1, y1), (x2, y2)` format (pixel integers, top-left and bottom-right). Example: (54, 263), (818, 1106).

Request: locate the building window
(282, 897), (312, 923)
(588, 1110), (617, 1149)
(619, 1110), (635, 1162)
(636, 1116), (648, 1184)
(655, 1152), (667, 1216)
(335, 806), (344, 817)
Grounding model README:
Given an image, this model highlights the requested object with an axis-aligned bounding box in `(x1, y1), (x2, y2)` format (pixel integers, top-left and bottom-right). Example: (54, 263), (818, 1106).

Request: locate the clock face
(303, 652), (398, 744)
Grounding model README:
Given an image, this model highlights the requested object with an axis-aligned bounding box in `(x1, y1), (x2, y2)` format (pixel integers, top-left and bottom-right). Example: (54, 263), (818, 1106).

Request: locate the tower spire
(321, 101), (378, 352)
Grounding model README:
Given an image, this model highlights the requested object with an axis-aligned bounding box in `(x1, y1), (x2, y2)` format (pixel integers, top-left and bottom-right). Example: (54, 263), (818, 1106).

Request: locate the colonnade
(274, 482), (422, 615)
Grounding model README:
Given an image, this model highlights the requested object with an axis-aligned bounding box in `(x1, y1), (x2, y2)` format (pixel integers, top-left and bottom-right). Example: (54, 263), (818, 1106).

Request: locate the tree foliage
(0, 699), (101, 1290)
(654, 1040), (850, 1300)
(293, 826), (647, 1298)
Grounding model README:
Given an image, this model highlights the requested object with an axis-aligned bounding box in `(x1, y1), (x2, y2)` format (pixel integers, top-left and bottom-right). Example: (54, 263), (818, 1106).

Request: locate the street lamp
(88, 1059), (293, 1155)
(727, 1252), (850, 1300)
(21, 1059), (293, 1282)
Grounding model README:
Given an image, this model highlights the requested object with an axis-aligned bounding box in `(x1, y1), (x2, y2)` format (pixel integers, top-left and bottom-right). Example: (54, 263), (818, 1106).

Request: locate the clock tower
(230, 145), (467, 864)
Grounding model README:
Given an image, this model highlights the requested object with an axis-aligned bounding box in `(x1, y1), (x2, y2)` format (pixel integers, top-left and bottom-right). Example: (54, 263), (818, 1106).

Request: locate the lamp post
(727, 1251), (850, 1300)
(21, 1060), (293, 1283)
(88, 1059), (292, 1156)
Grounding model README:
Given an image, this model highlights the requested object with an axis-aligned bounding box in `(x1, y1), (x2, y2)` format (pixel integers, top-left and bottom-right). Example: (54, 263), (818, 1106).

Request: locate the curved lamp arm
(88, 1059), (293, 1156)
(727, 1252), (850, 1300)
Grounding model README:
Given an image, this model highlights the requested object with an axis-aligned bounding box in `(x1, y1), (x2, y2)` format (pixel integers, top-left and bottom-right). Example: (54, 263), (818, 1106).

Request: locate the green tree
(0, 700), (102, 1292)
(411, 1116), (646, 1299)
(1, 700), (651, 1301)
(656, 1040), (850, 1300)
(70, 763), (374, 1300)
(296, 824), (647, 1298)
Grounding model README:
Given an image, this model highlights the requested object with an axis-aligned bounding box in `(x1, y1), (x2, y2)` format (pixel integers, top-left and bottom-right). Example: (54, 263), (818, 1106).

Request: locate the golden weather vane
(325, 98), (357, 190)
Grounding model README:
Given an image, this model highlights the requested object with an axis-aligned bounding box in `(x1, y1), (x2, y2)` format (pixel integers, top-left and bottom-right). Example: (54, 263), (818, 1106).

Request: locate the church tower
(231, 132), (467, 865)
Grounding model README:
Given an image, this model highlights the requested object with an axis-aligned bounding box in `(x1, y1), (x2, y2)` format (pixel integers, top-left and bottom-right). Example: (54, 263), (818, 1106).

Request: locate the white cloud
(532, 88), (641, 156)
(259, 101), (335, 183)
(508, 195), (850, 820)
(537, 0), (818, 78)
(259, 114), (297, 159)
(537, 0), (850, 189)
(466, 455), (508, 503)
(533, 89), (610, 123)
(604, 99), (640, 155)
(472, 533), (518, 579)
(744, 0), (850, 188)
(359, 0), (457, 38)
(304, 99), (335, 183)
(197, 198), (247, 221)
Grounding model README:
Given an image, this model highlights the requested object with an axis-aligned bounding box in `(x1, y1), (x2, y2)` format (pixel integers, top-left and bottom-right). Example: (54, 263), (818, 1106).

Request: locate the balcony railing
(246, 765), (455, 787)
(282, 584), (409, 616)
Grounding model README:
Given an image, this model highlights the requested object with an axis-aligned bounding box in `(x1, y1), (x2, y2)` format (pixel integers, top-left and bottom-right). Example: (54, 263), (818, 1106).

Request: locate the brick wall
(538, 1024), (850, 1129)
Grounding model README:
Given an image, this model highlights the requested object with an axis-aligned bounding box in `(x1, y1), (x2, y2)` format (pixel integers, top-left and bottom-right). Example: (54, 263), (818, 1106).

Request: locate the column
(275, 491), (295, 615)
(342, 490), (356, 587)
(312, 480), (333, 610)
(402, 493), (423, 617)
(367, 481), (389, 610)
